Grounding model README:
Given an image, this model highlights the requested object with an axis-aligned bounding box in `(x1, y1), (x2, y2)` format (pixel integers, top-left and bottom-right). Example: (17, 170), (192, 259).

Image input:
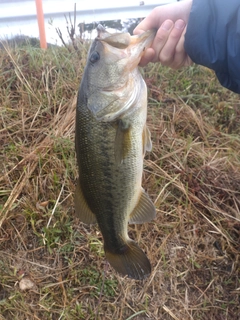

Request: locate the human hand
(134, 0), (193, 69)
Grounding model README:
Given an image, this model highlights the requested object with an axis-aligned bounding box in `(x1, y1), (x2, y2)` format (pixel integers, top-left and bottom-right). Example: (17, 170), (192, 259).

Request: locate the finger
(158, 19), (186, 66)
(139, 48), (155, 66)
(150, 20), (175, 62)
(171, 27), (191, 69)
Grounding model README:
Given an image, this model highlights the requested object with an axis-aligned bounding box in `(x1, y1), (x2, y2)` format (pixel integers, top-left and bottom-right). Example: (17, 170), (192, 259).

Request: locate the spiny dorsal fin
(74, 179), (97, 224)
(105, 240), (151, 280)
(129, 188), (156, 224)
(114, 119), (132, 165)
(142, 124), (152, 156)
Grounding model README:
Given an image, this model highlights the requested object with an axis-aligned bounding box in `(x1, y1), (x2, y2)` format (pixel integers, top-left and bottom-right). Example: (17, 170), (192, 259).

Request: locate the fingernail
(175, 20), (185, 30)
(161, 20), (173, 31)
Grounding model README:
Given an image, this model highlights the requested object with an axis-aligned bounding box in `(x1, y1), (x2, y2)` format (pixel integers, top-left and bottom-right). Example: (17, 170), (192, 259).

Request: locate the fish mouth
(97, 24), (156, 70)
(129, 29), (156, 48)
(127, 30), (156, 69)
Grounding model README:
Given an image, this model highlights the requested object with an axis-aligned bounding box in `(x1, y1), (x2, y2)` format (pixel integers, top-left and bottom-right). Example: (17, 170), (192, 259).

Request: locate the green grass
(0, 37), (240, 320)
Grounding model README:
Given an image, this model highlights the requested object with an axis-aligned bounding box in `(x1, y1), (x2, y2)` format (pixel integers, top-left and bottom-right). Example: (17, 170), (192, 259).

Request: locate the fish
(74, 24), (156, 280)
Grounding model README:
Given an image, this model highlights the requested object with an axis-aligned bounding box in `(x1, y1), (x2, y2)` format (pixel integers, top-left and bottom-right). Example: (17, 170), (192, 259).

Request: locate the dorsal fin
(129, 188), (156, 224)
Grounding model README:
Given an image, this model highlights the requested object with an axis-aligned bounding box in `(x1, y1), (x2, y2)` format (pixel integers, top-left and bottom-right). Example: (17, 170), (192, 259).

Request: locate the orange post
(35, 0), (47, 49)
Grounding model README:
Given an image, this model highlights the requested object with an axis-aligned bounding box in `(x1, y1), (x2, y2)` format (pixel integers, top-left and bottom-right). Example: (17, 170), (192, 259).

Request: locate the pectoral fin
(142, 124), (152, 155)
(129, 188), (156, 224)
(114, 119), (132, 165)
(74, 178), (97, 224)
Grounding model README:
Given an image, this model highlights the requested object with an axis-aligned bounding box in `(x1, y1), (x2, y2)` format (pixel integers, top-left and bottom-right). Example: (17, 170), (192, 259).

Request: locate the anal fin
(129, 188), (156, 224)
(74, 178), (97, 224)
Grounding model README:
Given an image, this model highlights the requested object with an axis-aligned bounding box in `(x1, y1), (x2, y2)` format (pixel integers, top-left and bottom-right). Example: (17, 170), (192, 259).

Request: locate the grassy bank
(0, 40), (239, 320)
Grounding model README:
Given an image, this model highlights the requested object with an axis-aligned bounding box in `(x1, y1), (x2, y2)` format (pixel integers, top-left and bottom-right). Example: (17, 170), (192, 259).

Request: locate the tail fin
(105, 240), (151, 280)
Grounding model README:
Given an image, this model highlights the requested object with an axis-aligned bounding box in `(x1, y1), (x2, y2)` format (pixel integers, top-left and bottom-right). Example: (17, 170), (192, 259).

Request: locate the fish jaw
(123, 30), (156, 71)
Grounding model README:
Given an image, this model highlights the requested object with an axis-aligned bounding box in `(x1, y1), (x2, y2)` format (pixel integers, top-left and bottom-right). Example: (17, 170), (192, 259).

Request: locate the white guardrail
(0, 0), (182, 44)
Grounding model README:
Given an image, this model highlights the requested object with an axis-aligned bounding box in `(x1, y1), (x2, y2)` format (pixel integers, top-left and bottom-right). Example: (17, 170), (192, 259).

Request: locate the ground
(0, 39), (239, 320)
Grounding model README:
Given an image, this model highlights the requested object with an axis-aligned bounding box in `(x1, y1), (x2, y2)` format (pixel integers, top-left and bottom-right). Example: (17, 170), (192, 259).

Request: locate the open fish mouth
(96, 24), (156, 70)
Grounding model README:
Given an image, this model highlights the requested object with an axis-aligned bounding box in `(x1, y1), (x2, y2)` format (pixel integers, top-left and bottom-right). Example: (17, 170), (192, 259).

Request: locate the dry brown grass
(0, 41), (239, 320)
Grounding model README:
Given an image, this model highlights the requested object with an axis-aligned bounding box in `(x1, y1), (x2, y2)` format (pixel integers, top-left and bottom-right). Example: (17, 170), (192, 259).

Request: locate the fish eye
(90, 51), (100, 63)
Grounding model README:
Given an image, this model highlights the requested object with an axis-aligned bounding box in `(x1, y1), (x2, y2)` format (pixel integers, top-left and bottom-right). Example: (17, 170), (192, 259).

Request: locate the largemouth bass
(75, 25), (156, 280)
